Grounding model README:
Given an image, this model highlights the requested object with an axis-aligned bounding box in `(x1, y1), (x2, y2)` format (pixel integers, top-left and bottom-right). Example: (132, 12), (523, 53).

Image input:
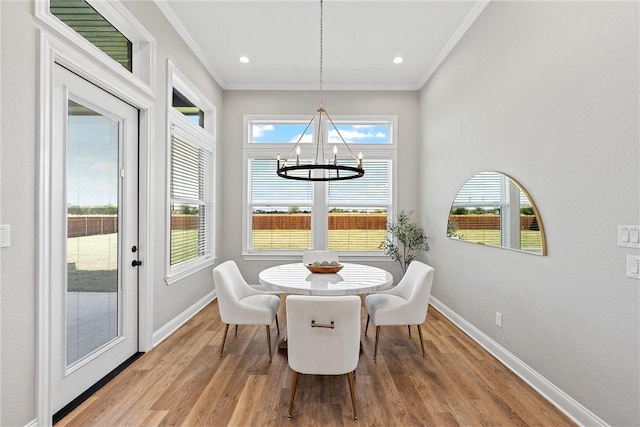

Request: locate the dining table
(259, 262), (393, 351)
(258, 262), (393, 296)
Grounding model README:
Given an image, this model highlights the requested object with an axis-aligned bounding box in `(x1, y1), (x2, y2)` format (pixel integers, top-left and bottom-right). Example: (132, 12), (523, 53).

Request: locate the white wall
(418, 2), (639, 425)
(221, 90), (419, 282)
(1, 2), (38, 424)
(121, 2), (224, 333)
(0, 2), (223, 425)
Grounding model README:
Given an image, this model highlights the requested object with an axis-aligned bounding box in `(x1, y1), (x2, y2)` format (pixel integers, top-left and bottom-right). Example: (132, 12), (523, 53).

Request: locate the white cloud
(290, 133), (313, 143)
(252, 124), (275, 138)
(328, 129), (376, 142)
(351, 125), (376, 129)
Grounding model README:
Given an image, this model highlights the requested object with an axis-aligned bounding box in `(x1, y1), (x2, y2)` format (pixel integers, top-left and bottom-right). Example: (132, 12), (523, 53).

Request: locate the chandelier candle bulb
(296, 147), (301, 166)
(358, 152), (363, 168)
(333, 146), (338, 165)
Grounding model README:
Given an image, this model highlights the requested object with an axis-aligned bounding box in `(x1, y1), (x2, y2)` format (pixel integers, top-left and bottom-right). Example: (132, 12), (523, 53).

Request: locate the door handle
(131, 260), (142, 267)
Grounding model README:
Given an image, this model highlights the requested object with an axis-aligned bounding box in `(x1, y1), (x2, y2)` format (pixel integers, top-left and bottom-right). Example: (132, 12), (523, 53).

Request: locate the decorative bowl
(305, 263), (343, 274)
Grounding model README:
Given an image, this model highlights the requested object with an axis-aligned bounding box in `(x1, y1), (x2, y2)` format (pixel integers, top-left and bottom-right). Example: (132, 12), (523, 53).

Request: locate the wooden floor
(58, 297), (574, 426)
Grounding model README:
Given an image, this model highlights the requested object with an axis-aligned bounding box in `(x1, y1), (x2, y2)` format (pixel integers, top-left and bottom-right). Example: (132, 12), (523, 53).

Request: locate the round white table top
(258, 262), (393, 295)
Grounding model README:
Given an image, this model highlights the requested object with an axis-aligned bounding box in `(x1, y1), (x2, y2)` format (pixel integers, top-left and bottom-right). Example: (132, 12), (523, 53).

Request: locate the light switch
(0, 225), (9, 248)
(619, 226), (640, 248)
(627, 255), (640, 279)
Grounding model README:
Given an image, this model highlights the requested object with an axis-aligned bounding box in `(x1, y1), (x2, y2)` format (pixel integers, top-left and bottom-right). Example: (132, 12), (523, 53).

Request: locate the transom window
(50, 0), (132, 71)
(328, 121), (392, 144)
(250, 121), (314, 144)
(173, 89), (204, 128)
(244, 115), (396, 258)
(38, 0), (155, 91)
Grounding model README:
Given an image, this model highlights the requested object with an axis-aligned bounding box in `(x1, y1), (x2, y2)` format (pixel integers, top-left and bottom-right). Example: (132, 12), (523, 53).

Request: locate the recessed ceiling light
(239, 56), (250, 64)
(393, 56), (404, 64)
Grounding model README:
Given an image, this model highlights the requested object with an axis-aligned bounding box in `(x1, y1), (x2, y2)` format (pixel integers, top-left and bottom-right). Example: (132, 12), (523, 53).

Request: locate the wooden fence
(69, 215), (202, 238)
(449, 215), (538, 230)
(69, 214), (538, 237)
(171, 215), (200, 231)
(68, 216), (118, 238)
(252, 213), (388, 230)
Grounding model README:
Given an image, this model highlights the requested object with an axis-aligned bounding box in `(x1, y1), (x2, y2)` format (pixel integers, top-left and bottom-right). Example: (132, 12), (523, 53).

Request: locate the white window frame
(166, 61), (216, 284)
(242, 114), (397, 261)
(35, 0), (155, 96)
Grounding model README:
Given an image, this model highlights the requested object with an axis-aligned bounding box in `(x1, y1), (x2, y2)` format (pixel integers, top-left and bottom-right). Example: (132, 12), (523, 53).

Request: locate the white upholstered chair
(286, 295), (361, 421)
(212, 260), (280, 360)
(364, 261), (435, 360)
(302, 250), (339, 265)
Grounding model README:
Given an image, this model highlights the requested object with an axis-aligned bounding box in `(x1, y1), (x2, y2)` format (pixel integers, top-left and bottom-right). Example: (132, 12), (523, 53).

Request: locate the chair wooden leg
(347, 371), (358, 420)
(417, 324), (426, 357)
(220, 323), (230, 357)
(288, 371), (299, 419)
(275, 314), (280, 335)
(374, 326), (380, 361)
(408, 325), (412, 337)
(235, 325), (238, 336)
(266, 325), (272, 360)
(365, 314), (370, 336)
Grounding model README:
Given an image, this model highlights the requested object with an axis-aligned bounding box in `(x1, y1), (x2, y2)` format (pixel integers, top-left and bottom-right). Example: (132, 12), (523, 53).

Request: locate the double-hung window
(167, 63), (216, 282)
(244, 115), (396, 258)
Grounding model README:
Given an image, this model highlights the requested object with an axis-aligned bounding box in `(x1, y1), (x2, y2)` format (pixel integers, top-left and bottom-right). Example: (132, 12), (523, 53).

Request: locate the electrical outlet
(495, 312), (503, 328)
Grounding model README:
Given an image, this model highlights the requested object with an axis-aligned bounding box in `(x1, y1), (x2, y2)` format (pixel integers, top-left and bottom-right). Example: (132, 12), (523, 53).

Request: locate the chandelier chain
(319, 0), (323, 107)
(275, 0), (364, 181)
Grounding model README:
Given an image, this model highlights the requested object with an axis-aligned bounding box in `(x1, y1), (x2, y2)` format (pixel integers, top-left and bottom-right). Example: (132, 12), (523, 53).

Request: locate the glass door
(51, 64), (139, 414)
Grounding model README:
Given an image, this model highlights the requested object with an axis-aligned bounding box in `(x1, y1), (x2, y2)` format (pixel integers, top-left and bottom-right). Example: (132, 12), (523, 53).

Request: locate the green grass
(252, 230), (386, 251)
(171, 229), (200, 265)
(67, 234), (118, 292)
(454, 229), (542, 251)
(67, 234), (118, 270)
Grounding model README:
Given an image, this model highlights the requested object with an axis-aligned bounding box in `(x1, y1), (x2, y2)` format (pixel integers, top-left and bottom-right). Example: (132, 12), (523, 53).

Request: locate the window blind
(170, 132), (210, 265)
(328, 160), (390, 206)
(453, 171), (530, 207)
(250, 159), (312, 206)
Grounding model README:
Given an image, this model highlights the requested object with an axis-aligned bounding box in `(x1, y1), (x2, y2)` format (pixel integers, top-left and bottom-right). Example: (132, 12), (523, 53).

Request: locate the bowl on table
(305, 262), (343, 274)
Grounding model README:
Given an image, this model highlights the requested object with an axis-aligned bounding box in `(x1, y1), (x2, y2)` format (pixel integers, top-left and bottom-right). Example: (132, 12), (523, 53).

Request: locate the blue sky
(67, 115), (120, 208)
(251, 122), (390, 144)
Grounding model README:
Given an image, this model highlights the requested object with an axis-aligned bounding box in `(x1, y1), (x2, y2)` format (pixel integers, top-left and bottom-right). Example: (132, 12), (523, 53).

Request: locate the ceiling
(156, 1), (488, 91)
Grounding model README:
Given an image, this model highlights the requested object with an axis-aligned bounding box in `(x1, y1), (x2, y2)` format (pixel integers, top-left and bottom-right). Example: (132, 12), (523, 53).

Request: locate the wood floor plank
(179, 353), (245, 426)
(57, 300), (575, 426)
(226, 375), (267, 426)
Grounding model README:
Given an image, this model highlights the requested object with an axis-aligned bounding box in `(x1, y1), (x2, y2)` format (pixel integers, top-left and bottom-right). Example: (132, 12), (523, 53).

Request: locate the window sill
(165, 256), (216, 285)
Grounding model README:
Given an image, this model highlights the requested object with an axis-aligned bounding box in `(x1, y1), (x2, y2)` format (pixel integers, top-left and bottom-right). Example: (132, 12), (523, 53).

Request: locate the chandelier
(276, 0), (364, 182)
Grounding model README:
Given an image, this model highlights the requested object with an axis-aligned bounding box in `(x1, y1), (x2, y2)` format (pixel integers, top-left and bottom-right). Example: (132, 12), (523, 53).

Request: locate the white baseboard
(152, 291), (216, 347)
(429, 296), (607, 427)
(24, 419), (37, 427)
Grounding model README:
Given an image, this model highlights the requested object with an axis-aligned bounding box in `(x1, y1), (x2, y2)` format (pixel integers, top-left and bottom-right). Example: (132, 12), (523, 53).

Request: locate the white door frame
(37, 32), (154, 426)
